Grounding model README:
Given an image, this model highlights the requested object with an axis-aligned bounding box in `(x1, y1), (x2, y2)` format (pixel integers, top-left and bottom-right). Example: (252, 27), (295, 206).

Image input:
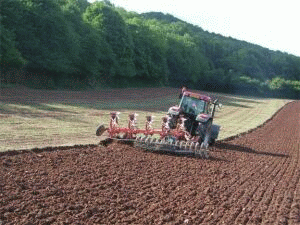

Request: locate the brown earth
(0, 86), (241, 105)
(0, 95), (299, 224)
(0, 86), (178, 104)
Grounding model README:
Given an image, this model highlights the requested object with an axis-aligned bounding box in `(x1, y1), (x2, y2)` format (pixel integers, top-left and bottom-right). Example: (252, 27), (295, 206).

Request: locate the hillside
(1, 0), (299, 98)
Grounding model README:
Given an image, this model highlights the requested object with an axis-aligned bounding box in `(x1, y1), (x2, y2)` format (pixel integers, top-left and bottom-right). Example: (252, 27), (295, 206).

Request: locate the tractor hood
(168, 106), (181, 116)
(196, 113), (211, 123)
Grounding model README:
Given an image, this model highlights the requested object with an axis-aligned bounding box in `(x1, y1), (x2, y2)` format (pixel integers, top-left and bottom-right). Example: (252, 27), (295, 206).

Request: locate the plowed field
(1, 101), (299, 224)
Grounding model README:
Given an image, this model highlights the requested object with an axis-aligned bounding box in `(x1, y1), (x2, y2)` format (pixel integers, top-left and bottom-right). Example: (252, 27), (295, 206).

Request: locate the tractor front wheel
(198, 119), (212, 144)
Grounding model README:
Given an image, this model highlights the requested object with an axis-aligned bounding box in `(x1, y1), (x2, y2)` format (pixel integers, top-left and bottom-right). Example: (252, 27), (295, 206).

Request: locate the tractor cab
(168, 91), (212, 117)
(167, 91), (216, 134)
(178, 91), (216, 122)
(179, 92), (210, 116)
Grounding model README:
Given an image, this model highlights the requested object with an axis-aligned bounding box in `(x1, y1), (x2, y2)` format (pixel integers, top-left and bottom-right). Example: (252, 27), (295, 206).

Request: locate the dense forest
(1, 0), (300, 99)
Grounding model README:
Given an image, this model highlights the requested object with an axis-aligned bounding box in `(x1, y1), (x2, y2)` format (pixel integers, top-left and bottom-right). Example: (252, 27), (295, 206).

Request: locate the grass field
(0, 87), (290, 151)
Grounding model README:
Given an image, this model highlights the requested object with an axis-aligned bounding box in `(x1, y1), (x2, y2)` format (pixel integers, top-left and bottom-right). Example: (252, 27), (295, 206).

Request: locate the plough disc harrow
(134, 136), (209, 158)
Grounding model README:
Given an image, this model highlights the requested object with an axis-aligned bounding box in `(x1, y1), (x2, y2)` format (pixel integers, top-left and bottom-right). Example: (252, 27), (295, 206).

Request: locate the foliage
(268, 77), (300, 99)
(0, 0), (299, 98)
(0, 1), (26, 74)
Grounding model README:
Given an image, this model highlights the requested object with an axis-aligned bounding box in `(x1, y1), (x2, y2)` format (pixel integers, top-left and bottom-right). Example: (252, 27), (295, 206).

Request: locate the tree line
(1, 0), (299, 99)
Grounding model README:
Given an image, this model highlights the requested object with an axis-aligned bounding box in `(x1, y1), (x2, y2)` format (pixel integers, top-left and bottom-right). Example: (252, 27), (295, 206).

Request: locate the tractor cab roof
(182, 91), (212, 102)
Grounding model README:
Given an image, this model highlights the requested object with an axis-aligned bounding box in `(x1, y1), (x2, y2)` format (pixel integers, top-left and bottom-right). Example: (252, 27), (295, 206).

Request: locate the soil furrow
(234, 155), (290, 224)
(242, 154), (291, 224)
(274, 143), (300, 224)
(201, 154), (279, 224)
(219, 153), (288, 224)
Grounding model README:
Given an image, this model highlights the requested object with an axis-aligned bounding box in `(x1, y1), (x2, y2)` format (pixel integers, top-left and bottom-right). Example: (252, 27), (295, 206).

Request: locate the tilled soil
(1, 101), (299, 224)
(0, 87), (178, 104)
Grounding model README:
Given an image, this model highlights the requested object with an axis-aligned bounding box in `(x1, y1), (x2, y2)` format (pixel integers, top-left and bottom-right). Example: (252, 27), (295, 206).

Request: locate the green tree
(0, 0), (26, 83)
(1, 1), (299, 96)
(0, 17), (25, 70)
(84, 1), (136, 82)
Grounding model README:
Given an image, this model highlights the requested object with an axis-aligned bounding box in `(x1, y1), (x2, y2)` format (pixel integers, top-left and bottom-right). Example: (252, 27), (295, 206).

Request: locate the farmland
(0, 86), (288, 151)
(0, 87), (299, 224)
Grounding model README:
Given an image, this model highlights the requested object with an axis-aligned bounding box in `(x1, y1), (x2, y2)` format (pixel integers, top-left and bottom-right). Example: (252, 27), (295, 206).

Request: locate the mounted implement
(96, 90), (221, 158)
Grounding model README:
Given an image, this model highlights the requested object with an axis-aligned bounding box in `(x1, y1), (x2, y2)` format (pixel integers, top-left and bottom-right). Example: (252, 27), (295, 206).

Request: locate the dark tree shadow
(222, 102), (252, 108)
(214, 142), (289, 158)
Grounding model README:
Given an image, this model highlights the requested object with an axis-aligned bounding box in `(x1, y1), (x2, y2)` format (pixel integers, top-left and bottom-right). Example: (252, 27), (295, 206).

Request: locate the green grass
(213, 96), (288, 139)
(0, 89), (289, 151)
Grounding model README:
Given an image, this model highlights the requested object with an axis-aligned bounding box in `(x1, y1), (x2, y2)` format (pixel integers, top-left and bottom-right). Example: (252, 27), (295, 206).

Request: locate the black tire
(197, 119), (212, 145)
(198, 119), (212, 137)
(206, 120), (212, 136)
(96, 124), (106, 136)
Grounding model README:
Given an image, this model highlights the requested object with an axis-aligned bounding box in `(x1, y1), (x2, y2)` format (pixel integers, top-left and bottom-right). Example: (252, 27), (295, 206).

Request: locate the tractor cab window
(180, 96), (206, 115)
(207, 103), (213, 115)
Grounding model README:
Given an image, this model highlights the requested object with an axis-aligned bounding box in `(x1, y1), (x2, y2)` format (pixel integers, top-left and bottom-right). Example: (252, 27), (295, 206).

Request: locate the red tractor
(96, 90), (221, 158)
